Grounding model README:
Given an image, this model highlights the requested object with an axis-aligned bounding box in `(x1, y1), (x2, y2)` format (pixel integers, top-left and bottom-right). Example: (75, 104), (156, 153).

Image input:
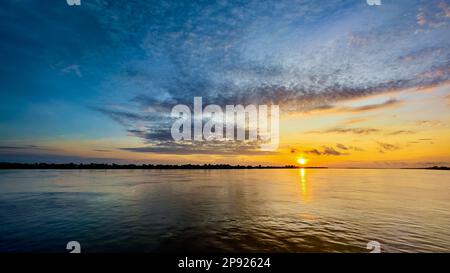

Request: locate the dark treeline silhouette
(1, 162), (446, 170)
(415, 166), (450, 170)
(0, 162), (328, 170)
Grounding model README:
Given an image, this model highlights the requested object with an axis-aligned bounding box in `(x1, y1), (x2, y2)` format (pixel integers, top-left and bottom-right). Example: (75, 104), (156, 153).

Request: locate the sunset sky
(0, 0), (449, 167)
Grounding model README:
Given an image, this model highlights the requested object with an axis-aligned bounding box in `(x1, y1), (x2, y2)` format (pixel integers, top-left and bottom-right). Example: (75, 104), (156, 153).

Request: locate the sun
(297, 157), (308, 165)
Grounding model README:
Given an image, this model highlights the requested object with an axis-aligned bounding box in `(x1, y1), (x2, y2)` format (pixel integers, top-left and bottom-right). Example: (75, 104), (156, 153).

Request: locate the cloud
(91, 106), (144, 126)
(415, 120), (443, 127)
(336, 143), (348, 150)
(377, 141), (400, 152)
(338, 99), (402, 113)
(304, 145), (351, 156)
(121, 140), (277, 155)
(0, 145), (55, 151)
(0, 145), (37, 150)
(126, 128), (174, 142)
(307, 99), (403, 114)
(322, 146), (347, 156)
(336, 143), (364, 151)
(94, 102), (278, 155)
(83, 0), (450, 153)
(387, 130), (416, 135)
(304, 148), (322, 156)
(420, 161), (450, 166)
(92, 106), (175, 141)
(0, 153), (128, 164)
(418, 138), (434, 144)
(416, 1), (450, 30)
(341, 118), (369, 125)
(5, 1), (450, 103)
(309, 127), (380, 135)
(61, 65), (82, 78)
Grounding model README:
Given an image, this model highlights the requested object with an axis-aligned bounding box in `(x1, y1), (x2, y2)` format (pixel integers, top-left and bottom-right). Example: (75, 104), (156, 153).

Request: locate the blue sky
(0, 0), (449, 165)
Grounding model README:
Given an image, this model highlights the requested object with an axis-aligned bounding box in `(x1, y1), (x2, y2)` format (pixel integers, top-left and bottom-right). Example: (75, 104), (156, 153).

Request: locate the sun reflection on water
(299, 168), (311, 202)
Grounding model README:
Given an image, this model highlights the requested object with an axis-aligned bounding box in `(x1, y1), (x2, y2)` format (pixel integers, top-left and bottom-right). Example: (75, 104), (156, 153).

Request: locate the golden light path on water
(300, 168), (310, 203)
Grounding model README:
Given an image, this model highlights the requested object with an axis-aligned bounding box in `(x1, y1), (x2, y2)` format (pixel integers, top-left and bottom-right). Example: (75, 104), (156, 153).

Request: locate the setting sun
(297, 158), (308, 165)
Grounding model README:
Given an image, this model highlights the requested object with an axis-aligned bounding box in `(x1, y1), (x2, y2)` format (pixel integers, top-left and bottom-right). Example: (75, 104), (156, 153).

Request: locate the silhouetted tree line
(0, 162), (328, 170)
(422, 166), (450, 170)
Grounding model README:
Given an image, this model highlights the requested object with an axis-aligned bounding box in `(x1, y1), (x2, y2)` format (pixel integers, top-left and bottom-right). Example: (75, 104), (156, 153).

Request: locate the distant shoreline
(401, 166), (450, 170)
(0, 163), (448, 170)
(0, 162), (326, 170)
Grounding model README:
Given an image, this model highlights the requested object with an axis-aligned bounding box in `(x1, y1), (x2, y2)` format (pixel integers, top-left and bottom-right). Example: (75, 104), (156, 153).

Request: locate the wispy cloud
(304, 148), (322, 156)
(377, 141), (401, 153)
(416, 1), (450, 30)
(338, 99), (402, 113)
(415, 120), (443, 127)
(0, 153), (128, 164)
(307, 99), (403, 114)
(121, 140), (277, 155)
(304, 145), (355, 156)
(341, 118), (369, 125)
(309, 127), (380, 135)
(308, 127), (418, 136)
(61, 64), (82, 78)
(322, 146), (348, 156)
(387, 130), (416, 135)
(336, 143), (364, 151)
(0, 145), (55, 151)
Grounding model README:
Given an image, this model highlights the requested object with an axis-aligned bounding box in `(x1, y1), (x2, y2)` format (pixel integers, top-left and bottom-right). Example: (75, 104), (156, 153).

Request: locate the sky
(0, 0), (449, 167)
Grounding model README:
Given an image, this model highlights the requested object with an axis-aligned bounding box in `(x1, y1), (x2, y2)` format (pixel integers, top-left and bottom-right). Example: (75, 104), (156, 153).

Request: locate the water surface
(0, 169), (449, 252)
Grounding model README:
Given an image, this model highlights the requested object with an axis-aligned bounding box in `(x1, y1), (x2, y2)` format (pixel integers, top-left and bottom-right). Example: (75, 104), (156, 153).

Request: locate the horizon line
(0, 162), (448, 170)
